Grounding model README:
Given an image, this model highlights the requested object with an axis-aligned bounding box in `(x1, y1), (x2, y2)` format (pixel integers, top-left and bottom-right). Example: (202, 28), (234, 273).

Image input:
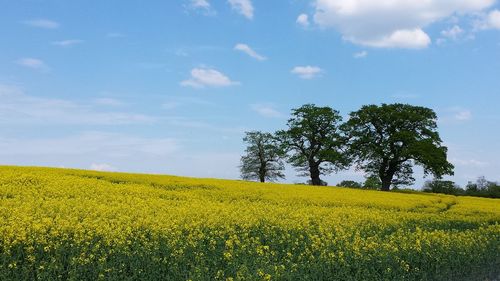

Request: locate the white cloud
(296, 14), (310, 27)
(23, 19), (59, 29)
(228, 0), (254, 19)
(250, 104), (284, 118)
(90, 163), (118, 172)
(358, 29), (431, 49)
(52, 39), (84, 47)
(454, 109), (472, 121)
(353, 50), (368, 58)
(474, 10), (500, 30)
(234, 43), (267, 61)
(312, 0), (494, 49)
(191, 0), (210, 9)
(291, 66), (323, 79)
(181, 68), (239, 88)
(0, 84), (155, 125)
(441, 25), (464, 40)
(489, 10), (500, 29)
(188, 0), (216, 15)
(0, 131), (179, 157)
(15, 58), (49, 72)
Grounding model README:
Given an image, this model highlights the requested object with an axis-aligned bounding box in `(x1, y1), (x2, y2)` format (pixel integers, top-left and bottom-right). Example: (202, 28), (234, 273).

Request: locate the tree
(422, 180), (464, 195)
(338, 180), (362, 188)
(363, 175), (382, 190)
(342, 103), (454, 191)
(240, 131), (285, 183)
(276, 104), (350, 186)
(466, 177), (500, 198)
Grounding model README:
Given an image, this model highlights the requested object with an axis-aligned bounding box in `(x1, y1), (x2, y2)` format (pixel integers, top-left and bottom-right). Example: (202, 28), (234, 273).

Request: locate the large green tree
(276, 104), (349, 186)
(342, 103), (454, 191)
(240, 131), (285, 183)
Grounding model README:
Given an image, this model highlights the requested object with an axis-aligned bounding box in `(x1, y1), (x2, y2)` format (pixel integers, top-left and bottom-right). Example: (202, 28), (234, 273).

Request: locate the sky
(1, 0), (500, 188)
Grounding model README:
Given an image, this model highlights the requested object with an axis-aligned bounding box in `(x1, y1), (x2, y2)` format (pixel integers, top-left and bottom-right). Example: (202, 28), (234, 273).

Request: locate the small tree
(342, 104), (454, 191)
(363, 175), (382, 190)
(240, 131), (285, 183)
(276, 104), (350, 186)
(338, 180), (362, 189)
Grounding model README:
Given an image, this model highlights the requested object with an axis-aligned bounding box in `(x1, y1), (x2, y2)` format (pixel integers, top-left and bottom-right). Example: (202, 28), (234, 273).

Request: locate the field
(0, 166), (499, 280)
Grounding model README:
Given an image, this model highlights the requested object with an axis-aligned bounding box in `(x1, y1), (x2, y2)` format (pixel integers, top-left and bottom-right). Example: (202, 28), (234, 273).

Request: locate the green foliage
(363, 175), (382, 190)
(276, 104), (349, 186)
(342, 103), (454, 191)
(240, 131), (285, 182)
(422, 179), (464, 196)
(465, 176), (500, 198)
(337, 180), (362, 188)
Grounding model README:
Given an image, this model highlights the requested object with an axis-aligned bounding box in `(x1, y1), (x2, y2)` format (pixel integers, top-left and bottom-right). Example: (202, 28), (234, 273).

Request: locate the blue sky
(1, 0), (499, 187)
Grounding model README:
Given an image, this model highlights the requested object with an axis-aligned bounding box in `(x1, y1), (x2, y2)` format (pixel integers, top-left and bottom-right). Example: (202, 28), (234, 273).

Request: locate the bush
(337, 180), (362, 188)
(423, 180), (464, 196)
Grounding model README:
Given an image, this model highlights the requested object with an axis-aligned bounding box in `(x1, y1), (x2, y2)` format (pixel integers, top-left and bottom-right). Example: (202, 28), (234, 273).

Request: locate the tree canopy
(276, 104), (350, 186)
(342, 103), (454, 191)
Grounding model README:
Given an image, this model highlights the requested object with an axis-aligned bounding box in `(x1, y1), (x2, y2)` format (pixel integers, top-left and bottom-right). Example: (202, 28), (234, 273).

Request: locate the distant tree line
(240, 103), (455, 192)
(422, 177), (500, 198)
(335, 176), (500, 199)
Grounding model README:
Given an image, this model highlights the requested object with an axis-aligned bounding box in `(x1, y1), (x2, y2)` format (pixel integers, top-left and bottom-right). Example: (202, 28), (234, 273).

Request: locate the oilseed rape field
(0, 166), (498, 280)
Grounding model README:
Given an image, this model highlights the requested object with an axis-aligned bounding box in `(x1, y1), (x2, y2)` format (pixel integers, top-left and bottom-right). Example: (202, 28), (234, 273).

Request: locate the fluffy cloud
(296, 14), (310, 27)
(234, 43), (267, 61)
(52, 39), (84, 47)
(250, 104), (284, 118)
(181, 68), (239, 88)
(188, 0), (215, 15)
(291, 66), (323, 79)
(358, 28), (431, 49)
(228, 0), (254, 19)
(477, 9), (500, 30)
(488, 10), (500, 29)
(312, 0), (495, 48)
(15, 58), (49, 71)
(23, 19), (59, 29)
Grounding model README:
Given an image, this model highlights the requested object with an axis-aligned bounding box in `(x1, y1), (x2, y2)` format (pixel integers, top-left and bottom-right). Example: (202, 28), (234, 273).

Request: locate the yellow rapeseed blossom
(0, 166), (498, 280)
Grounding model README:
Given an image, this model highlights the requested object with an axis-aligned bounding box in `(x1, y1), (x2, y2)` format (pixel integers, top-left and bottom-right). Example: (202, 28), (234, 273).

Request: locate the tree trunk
(309, 165), (322, 186)
(381, 177), (391, 191)
(259, 165), (266, 183)
(379, 159), (395, 191)
(380, 169), (395, 191)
